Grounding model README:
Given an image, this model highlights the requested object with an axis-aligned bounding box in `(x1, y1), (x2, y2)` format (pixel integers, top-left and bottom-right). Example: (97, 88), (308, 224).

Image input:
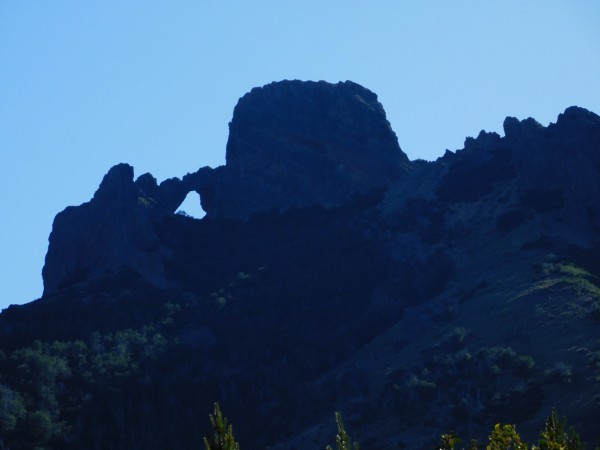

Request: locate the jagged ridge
(2, 80), (600, 449)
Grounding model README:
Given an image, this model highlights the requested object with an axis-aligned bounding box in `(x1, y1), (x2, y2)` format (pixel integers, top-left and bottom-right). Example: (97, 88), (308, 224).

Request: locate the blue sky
(1, 2), (599, 310)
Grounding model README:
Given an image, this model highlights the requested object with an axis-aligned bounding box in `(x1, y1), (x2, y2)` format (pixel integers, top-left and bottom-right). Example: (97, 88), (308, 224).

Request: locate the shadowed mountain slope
(1, 80), (600, 449)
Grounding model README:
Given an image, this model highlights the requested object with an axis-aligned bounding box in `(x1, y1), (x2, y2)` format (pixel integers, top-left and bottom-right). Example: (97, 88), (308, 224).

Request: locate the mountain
(1, 80), (600, 449)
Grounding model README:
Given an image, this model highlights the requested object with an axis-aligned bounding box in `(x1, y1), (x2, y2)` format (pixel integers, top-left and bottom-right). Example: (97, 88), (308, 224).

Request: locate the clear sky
(1, 2), (599, 310)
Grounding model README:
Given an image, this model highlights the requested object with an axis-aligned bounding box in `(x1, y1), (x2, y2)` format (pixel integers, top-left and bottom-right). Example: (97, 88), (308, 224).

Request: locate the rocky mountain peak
(502, 115), (544, 138)
(226, 80), (405, 168)
(41, 80), (412, 296)
(92, 163), (137, 205)
(40, 83), (600, 305)
(203, 80), (410, 218)
(557, 105), (600, 126)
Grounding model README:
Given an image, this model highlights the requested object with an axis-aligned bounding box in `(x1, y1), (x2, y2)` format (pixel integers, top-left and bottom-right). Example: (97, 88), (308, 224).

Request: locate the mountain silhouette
(1, 80), (599, 449)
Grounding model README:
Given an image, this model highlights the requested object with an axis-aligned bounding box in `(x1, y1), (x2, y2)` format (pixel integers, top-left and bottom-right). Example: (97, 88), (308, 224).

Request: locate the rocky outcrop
(200, 80), (410, 218)
(42, 80), (411, 295)
(42, 164), (169, 296)
(138, 80), (410, 219)
(42, 80), (600, 299)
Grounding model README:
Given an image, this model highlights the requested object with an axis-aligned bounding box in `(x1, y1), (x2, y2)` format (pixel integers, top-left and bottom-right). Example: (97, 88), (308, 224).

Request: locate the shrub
(0, 384), (26, 432)
(544, 362), (572, 384)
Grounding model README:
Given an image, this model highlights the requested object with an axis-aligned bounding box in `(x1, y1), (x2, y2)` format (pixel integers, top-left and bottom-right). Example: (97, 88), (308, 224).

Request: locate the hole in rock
(175, 192), (205, 219)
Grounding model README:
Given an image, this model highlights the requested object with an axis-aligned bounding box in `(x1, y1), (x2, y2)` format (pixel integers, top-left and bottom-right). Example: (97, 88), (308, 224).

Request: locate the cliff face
(3, 81), (600, 449)
(42, 80), (410, 296)
(42, 164), (169, 295)
(43, 91), (600, 299)
(210, 80), (409, 218)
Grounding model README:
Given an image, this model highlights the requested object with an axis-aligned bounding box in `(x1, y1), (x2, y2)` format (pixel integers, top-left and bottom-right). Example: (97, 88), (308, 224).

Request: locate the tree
(439, 432), (462, 450)
(538, 408), (584, 450)
(203, 403), (240, 450)
(0, 384), (26, 432)
(487, 423), (528, 450)
(326, 411), (359, 450)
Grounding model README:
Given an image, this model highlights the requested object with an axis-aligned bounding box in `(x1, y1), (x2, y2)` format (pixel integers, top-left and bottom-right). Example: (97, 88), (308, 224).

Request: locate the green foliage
(406, 374), (437, 397)
(487, 423), (528, 450)
(0, 384), (26, 432)
(544, 362), (572, 384)
(389, 341), (542, 425)
(203, 402), (240, 450)
(448, 327), (469, 345)
(538, 408), (584, 450)
(138, 195), (156, 208)
(193, 405), (590, 450)
(27, 410), (54, 443)
(0, 326), (170, 449)
(530, 262), (600, 311)
(326, 411), (359, 450)
(3, 322), (593, 450)
(439, 431), (462, 449)
(438, 409), (590, 450)
(515, 355), (536, 374)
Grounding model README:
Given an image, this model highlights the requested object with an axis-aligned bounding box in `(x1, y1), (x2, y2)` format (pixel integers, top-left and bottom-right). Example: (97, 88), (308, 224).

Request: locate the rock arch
(175, 191), (205, 218)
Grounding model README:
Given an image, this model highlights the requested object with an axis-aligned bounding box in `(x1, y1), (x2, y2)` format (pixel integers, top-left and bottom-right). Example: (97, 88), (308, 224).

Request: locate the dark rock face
(149, 80), (410, 220)
(42, 80), (410, 296)
(42, 88), (600, 298)
(203, 80), (409, 218)
(42, 164), (168, 296)
(159, 80), (409, 219)
(41, 83), (600, 302)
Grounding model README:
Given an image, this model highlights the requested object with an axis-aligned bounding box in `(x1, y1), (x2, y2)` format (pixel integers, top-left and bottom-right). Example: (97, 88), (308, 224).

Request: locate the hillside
(1, 80), (600, 449)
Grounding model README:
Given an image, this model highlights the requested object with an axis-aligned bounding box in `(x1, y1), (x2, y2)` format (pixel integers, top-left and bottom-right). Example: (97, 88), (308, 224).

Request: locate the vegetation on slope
(2, 186), (600, 448)
(199, 403), (595, 450)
